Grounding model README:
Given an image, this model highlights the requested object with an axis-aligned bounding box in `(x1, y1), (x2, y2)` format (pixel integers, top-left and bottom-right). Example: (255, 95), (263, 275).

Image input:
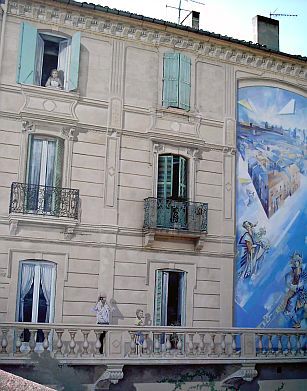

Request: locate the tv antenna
(166, 0), (205, 25)
(270, 8), (297, 18)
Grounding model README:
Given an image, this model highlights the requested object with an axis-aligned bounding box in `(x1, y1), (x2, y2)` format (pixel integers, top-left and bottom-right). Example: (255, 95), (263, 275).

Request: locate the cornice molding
(8, 0), (307, 81)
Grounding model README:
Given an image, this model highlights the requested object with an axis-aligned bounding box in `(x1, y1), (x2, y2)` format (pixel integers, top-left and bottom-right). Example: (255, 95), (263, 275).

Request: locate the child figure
(135, 309), (144, 355)
(45, 69), (63, 89)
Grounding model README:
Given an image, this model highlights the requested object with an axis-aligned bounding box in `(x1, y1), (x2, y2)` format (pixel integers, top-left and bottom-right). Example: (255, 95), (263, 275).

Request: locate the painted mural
(235, 86), (307, 329)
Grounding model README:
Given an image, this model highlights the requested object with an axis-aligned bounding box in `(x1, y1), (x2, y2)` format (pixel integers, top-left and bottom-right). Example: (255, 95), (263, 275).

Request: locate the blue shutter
(154, 270), (163, 326)
(162, 53), (179, 108)
(178, 157), (187, 199)
(157, 155), (173, 199)
(68, 32), (81, 91)
(16, 22), (38, 85)
(179, 54), (191, 111)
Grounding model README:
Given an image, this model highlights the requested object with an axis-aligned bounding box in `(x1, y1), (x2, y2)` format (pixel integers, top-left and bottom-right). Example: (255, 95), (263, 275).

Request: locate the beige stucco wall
(0, 0), (306, 328)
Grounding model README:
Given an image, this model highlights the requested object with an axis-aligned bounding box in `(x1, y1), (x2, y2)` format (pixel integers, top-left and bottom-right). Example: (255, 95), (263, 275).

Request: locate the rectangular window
(154, 270), (186, 326)
(26, 135), (64, 213)
(162, 52), (191, 111)
(17, 261), (56, 342)
(17, 22), (81, 91)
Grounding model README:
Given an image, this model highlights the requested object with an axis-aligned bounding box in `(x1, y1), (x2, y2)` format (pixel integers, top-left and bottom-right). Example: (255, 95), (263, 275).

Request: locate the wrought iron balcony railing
(144, 197), (208, 233)
(9, 182), (79, 219)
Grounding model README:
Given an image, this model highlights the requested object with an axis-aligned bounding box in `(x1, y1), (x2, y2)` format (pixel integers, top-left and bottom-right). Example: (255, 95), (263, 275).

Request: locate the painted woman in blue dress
(238, 221), (270, 279)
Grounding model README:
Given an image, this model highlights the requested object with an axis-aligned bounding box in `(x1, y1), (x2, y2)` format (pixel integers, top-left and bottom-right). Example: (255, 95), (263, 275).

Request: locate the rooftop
(52, 0), (307, 62)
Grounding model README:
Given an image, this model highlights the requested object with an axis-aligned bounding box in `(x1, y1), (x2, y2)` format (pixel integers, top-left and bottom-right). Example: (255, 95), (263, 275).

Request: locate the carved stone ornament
(61, 127), (78, 141)
(94, 365), (124, 390)
(221, 364), (258, 390)
(9, 219), (19, 236)
(64, 226), (76, 240)
(187, 148), (202, 160)
(21, 120), (35, 133)
(153, 143), (165, 154)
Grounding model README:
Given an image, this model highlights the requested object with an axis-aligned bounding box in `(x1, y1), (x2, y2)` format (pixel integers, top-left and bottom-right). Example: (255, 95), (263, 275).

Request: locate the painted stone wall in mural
(235, 86), (307, 329)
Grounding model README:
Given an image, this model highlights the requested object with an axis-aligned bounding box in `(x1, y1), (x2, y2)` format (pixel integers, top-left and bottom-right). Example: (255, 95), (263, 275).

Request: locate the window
(158, 155), (187, 200)
(26, 135), (64, 213)
(17, 261), (56, 342)
(16, 22), (81, 91)
(162, 52), (191, 111)
(154, 270), (186, 326)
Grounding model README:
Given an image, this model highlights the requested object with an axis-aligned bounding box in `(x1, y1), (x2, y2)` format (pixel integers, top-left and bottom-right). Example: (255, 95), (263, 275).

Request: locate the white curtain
(28, 138), (43, 185)
(45, 141), (56, 187)
(19, 264), (35, 322)
(40, 264), (53, 323)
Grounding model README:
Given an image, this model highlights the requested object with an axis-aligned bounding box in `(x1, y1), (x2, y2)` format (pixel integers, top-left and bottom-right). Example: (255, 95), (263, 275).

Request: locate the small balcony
(9, 182), (79, 237)
(143, 197), (208, 249)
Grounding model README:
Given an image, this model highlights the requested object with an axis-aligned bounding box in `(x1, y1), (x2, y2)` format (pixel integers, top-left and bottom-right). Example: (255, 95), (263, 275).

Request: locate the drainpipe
(0, 0), (8, 78)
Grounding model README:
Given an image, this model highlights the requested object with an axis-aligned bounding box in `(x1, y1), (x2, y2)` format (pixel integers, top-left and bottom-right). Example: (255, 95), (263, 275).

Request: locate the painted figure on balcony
(45, 69), (63, 89)
(93, 295), (111, 353)
(277, 253), (307, 328)
(238, 220), (270, 279)
(135, 309), (144, 354)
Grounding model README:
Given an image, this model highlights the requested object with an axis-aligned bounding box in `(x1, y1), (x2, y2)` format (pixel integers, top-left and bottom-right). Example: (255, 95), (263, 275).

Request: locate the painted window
(26, 135), (64, 212)
(16, 22), (81, 91)
(154, 270), (186, 326)
(157, 155), (187, 200)
(162, 52), (191, 111)
(17, 261), (56, 342)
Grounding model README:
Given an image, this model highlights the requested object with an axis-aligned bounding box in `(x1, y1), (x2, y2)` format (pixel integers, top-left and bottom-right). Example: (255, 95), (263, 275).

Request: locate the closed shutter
(178, 156), (187, 199)
(53, 138), (64, 216)
(16, 22), (38, 85)
(154, 270), (163, 326)
(162, 53), (180, 108)
(68, 32), (81, 91)
(178, 54), (191, 111)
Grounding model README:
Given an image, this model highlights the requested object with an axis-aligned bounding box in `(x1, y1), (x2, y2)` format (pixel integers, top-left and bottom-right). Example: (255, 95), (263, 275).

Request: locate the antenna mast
(166, 0), (205, 25)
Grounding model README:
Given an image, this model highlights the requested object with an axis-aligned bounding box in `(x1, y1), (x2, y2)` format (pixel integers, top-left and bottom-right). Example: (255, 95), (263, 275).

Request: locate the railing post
(15, 329), (22, 354)
(55, 329), (64, 357)
(1, 328), (8, 354)
(154, 333), (161, 356)
(81, 330), (90, 356)
(198, 333), (205, 355)
(242, 332), (256, 358)
(94, 330), (102, 356)
(42, 329), (50, 352)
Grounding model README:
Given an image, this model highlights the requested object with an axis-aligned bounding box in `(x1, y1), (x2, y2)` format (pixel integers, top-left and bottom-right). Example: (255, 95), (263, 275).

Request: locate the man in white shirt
(93, 296), (111, 353)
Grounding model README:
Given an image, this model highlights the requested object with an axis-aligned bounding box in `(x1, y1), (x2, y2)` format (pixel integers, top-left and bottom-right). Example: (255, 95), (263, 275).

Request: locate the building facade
(0, 1), (306, 390)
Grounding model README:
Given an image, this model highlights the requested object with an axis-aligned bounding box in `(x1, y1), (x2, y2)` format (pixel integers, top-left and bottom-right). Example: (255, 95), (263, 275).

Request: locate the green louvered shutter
(68, 32), (81, 91)
(178, 54), (191, 111)
(178, 156), (187, 199)
(157, 155), (173, 228)
(154, 270), (163, 326)
(53, 138), (64, 216)
(162, 53), (180, 108)
(157, 155), (173, 199)
(16, 23), (38, 85)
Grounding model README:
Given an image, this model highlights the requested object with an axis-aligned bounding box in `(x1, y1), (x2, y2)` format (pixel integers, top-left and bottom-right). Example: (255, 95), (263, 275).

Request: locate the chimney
(253, 15), (279, 51)
(192, 11), (200, 29)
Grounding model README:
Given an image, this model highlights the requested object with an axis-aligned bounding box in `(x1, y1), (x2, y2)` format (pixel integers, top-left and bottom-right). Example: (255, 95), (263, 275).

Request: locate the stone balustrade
(0, 322), (306, 365)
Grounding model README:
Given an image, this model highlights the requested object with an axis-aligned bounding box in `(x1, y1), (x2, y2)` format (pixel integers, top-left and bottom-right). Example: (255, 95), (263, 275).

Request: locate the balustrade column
(231, 334), (237, 356)
(55, 329), (64, 356)
(176, 334), (183, 356)
(68, 330), (77, 356)
(42, 330), (50, 352)
(142, 333), (149, 355)
(220, 333), (226, 356)
(1, 328), (8, 354)
(29, 330), (36, 353)
(208, 333), (215, 356)
(94, 331), (102, 356)
(276, 334), (282, 356)
(198, 333), (205, 355)
(187, 333), (194, 356)
(268, 334), (273, 355)
(258, 334), (264, 355)
(154, 333), (161, 356)
(129, 332), (136, 356)
(165, 334), (171, 356)
(81, 330), (90, 356)
(15, 329), (22, 354)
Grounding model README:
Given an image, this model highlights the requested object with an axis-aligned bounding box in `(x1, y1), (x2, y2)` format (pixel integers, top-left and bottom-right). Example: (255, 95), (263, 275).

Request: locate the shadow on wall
(78, 44), (89, 96)
(110, 299), (124, 325)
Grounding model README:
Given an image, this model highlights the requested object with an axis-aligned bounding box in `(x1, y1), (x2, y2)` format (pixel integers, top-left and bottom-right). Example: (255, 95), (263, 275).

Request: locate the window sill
(20, 83), (79, 98)
(143, 228), (207, 251)
(8, 213), (78, 240)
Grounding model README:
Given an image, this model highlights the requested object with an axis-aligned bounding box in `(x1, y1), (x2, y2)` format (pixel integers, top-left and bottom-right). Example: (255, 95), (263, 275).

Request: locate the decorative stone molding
(221, 364), (258, 390)
(21, 120), (35, 133)
(8, 1), (306, 81)
(94, 365), (124, 390)
(9, 219), (19, 236)
(61, 126), (78, 141)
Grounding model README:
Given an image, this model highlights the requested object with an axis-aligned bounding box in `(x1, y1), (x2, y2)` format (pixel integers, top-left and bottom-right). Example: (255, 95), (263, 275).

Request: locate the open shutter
(68, 32), (81, 91)
(16, 22), (38, 85)
(35, 34), (44, 86)
(178, 156), (187, 199)
(162, 52), (179, 108)
(161, 271), (169, 326)
(178, 272), (186, 326)
(179, 54), (191, 111)
(154, 270), (163, 326)
(157, 155), (173, 199)
(58, 39), (70, 90)
(53, 138), (64, 216)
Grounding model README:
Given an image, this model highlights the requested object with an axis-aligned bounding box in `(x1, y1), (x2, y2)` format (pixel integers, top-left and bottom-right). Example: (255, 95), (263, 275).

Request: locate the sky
(75, 0), (307, 56)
